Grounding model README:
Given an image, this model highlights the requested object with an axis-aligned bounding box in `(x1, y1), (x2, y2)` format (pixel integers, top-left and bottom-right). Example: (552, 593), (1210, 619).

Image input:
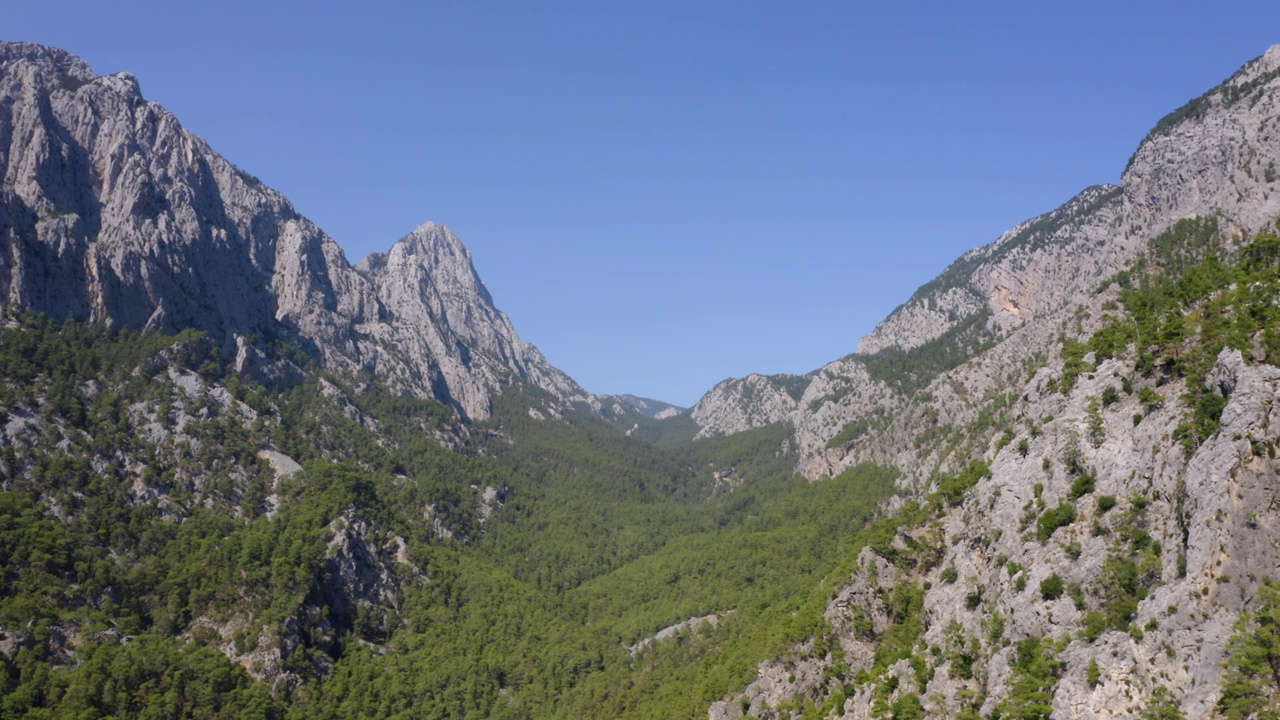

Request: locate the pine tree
(1219, 580), (1280, 719)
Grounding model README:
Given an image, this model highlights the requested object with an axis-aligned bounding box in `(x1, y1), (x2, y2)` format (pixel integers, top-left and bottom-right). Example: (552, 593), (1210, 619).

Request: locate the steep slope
(699, 46), (1280, 720)
(690, 45), (1280, 484)
(690, 373), (809, 437)
(353, 222), (583, 417)
(858, 47), (1280, 360)
(0, 41), (581, 419)
(710, 217), (1280, 719)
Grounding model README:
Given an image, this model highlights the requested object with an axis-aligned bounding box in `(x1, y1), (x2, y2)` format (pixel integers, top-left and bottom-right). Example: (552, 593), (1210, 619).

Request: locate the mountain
(695, 45), (1280, 719)
(608, 393), (685, 419)
(689, 45), (1280, 484)
(0, 41), (583, 420)
(6, 39), (1280, 720)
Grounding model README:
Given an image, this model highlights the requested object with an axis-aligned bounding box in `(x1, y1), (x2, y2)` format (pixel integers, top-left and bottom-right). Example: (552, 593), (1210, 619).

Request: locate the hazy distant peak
(613, 394), (686, 420)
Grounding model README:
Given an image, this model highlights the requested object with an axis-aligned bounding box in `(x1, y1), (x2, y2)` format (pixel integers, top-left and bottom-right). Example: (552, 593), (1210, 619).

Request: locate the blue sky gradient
(8, 2), (1280, 405)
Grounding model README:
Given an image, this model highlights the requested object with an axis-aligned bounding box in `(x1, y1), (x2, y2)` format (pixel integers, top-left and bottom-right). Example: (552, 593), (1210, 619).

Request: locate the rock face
(689, 45), (1280, 479)
(855, 183), (1131, 356)
(916, 348), (1280, 719)
(0, 42), (582, 420)
(861, 46), (1280, 361)
(690, 373), (808, 438)
(353, 223), (583, 417)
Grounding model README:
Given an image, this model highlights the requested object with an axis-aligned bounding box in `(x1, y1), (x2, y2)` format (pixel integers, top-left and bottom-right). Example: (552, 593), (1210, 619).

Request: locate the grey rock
(354, 222), (585, 418)
(0, 42), (584, 420)
(628, 613), (722, 656)
(690, 373), (806, 438)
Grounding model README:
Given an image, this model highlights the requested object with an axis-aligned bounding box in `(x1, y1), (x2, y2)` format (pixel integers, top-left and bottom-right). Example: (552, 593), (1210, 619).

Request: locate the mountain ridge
(688, 44), (1280, 483)
(5, 38), (1280, 720)
(695, 43), (1280, 719)
(0, 41), (585, 420)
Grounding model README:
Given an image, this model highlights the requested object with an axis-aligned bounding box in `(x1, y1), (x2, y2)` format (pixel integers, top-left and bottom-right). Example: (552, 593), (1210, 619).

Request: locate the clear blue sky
(8, 2), (1280, 406)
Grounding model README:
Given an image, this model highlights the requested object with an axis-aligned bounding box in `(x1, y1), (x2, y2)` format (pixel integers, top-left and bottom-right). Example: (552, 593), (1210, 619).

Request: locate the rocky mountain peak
(357, 221), (496, 307)
(0, 41), (584, 421)
(0, 41), (94, 84)
(1261, 43), (1280, 69)
(353, 220), (585, 418)
(364, 222), (464, 263)
(396, 221), (467, 254)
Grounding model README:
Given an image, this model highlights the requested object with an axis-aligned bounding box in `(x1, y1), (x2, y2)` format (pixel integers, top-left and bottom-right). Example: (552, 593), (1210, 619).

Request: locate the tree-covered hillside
(12, 212), (1279, 717)
(0, 315), (906, 718)
(8, 38), (1280, 720)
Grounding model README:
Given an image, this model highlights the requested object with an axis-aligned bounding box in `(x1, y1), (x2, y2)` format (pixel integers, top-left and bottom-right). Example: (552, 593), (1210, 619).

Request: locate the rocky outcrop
(861, 45), (1280, 361)
(690, 373), (808, 438)
(790, 357), (901, 460)
(0, 42), (582, 420)
(920, 347), (1280, 718)
(353, 222), (584, 417)
(1125, 45), (1280, 232)
(185, 512), (417, 681)
(629, 613), (723, 656)
(856, 184), (1131, 356)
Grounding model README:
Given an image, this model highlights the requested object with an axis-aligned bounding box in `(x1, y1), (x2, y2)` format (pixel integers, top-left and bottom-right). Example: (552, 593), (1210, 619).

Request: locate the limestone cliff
(353, 222), (583, 417)
(690, 373), (808, 438)
(0, 41), (582, 420)
(690, 45), (1280, 481)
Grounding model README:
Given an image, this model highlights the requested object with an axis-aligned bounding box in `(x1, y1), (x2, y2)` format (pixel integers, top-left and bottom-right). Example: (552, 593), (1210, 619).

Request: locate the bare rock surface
(690, 373), (806, 438)
(0, 42), (583, 420)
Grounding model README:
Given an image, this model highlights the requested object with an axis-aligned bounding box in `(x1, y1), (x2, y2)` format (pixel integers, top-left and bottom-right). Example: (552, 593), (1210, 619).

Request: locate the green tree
(892, 692), (925, 720)
(1085, 397), (1105, 447)
(1086, 658), (1101, 688)
(1036, 504), (1076, 542)
(1141, 685), (1187, 720)
(1040, 574), (1064, 601)
(1219, 580), (1280, 719)
(993, 637), (1063, 720)
(1138, 387), (1164, 414)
